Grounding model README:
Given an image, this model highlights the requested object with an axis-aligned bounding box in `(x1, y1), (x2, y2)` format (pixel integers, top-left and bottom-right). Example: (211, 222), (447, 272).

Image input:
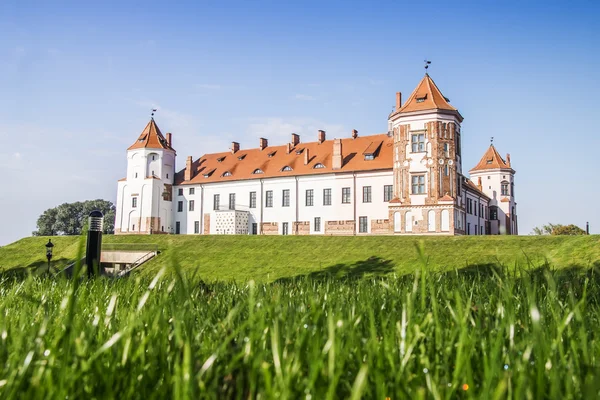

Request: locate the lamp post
(85, 210), (104, 277)
(45, 239), (54, 273)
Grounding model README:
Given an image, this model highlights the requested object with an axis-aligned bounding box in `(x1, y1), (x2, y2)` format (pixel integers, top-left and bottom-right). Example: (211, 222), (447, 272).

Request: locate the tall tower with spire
(387, 73), (464, 234)
(115, 118), (176, 234)
(468, 145), (517, 234)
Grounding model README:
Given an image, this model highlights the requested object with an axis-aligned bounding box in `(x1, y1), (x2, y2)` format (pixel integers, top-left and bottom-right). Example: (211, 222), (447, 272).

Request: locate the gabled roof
(469, 145), (512, 173)
(391, 74), (458, 117)
(175, 134), (394, 185)
(464, 178), (490, 200)
(127, 118), (174, 151)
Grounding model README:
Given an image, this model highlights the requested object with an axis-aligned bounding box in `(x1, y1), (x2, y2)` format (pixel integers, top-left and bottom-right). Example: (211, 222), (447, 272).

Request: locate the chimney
(304, 148), (310, 165)
(230, 141), (240, 154)
(286, 142), (292, 154)
(260, 138), (268, 150)
(506, 153), (511, 167)
(184, 156), (193, 181)
(332, 139), (342, 169)
(352, 129), (358, 139)
(291, 133), (300, 147)
(396, 92), (402, 111)
(318, 130), (326, 144)
(166, 133), (172, 148)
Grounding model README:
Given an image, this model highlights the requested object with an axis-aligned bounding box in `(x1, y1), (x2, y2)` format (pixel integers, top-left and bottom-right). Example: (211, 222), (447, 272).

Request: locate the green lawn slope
(1, 235), (599, 282)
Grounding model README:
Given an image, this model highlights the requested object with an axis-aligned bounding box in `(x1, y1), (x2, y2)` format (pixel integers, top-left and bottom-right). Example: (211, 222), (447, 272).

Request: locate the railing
(116, 250), (157, 277)
(101, 243), (159, 253)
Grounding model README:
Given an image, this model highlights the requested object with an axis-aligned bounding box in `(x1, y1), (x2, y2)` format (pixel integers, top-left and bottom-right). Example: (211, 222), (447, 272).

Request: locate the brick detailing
(370, 219), (390, 234)
(393, 124), (410, 203)
(324, 220), (355, 235)
(293, 221), (310, 235)
(261, 222), (279, 235)
(387, 205), (456, 235)
(203, 213), (210, 234)
(424, 121), (457, 205)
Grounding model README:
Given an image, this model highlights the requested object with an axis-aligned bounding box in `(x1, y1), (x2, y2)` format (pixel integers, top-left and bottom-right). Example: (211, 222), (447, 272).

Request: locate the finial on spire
(151, 108), (157, 118)
(424, 59), (431, 71)
(490, 136), (494, 146)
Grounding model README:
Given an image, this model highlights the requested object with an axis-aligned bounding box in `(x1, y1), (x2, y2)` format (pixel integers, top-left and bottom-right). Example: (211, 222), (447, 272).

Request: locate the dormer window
(416, 94), (427, 103)
(486, 159), (493, 164)
(237, 154), (246, 161)
(295, 149), (303, 155)
(253, 169), (264, 174)
(222, 171), (232, 177)
(203, 169), (215, 178)
(364, 154), (374, 161)
(267, 151), (276, 158)
(281, 166), (293, 172)
(217, 157), (226, 163)
(313, 163), (325, 169)
(138, 134), (147, 142)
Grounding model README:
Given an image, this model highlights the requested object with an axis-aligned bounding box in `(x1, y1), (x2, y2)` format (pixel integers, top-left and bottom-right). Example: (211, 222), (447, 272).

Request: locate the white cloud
(294, 94), (315, 101)
(13, 152), (21, 160)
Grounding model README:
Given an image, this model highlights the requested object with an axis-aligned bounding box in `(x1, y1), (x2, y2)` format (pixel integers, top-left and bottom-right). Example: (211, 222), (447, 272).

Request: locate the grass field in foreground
(1, 235), (599, 281)
(0, 263), (598, 399)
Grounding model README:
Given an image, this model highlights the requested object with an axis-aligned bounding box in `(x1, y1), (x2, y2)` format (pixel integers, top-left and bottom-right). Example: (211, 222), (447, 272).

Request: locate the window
(213, 194), (220, 210)
(266, 190), (273, 207)
(474, 201), (478, 217)
(282, 166), (293, 172)
(251, 223), (257, 235)
(249, 192), (256, 208)
(384, 185), (393, 202)
(217, 157), (225, 163)
(177, 201), (183, 212)
(467, 222), (471, 235)
(313, 163), (325, 169)
(132, 197), (137, 208)
(189, 188), (195, 195)
(282, 189), (290, 207)
(411, 175), (426, 194)
(501, 181), (510, 196)
(411, 133), (425, 152)
(323, 188), (332, 206)
(444, 143), (450, 158)
(194, 221), (199, 234)
(132, 224), (135, 231)
(511, 182), (514, 197)
(175, 222), (180, 234)
(444, 165), (449, 176)
(135, 172), (138, 178)
(229, 193), (235, 210)
(282, 222), (289, 235)
(267, 151), (276, 158)
(467, 198), (472, 214)
(166, 173), (169, 179)
(253, 169), (264, 174)
(314, 217), (321, 232)
(416, 96), (426, 103)
(189, 200), (195, 212)
(178, 188), (183, 196)
(222, 171), (232, 177)
(363, 186), (372, 203)
(342, 187), (351, 204)
(359, 216), (368, 233)
(306, 189), (314, 206)
(481, 225), (484, 235)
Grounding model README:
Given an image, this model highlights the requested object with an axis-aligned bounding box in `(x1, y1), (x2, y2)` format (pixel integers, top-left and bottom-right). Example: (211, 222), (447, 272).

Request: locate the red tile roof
(128, 119), (174, 151)
(175, 134), (394, 185)
(469, 145), (512, 173)
(390, 74), (461, 119)
(464, 178), (490, 200)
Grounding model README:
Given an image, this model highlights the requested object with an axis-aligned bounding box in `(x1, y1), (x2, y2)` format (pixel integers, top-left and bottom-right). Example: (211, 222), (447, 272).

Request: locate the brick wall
(203, 213), (210, 234)
(293, 221), (310, 235)
(261, 222), (279, 235)
(371, 219), (390, 234)
(325, 220), (355, 235)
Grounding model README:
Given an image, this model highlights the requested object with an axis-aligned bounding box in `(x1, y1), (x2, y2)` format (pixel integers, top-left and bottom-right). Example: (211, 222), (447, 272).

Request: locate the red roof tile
(391, 74), (460, 118)
(128, 119), (174, 151)
(175, 134), (394, 185)
(464, 178), (490, 200)
(469, 145), (512, 173)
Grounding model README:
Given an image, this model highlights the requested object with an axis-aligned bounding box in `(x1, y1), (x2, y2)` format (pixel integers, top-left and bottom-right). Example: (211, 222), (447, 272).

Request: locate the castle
(115, 73), (518, 236)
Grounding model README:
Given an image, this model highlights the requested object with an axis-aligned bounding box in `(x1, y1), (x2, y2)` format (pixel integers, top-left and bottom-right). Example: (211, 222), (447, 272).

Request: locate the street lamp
(45, 239), (54, 273)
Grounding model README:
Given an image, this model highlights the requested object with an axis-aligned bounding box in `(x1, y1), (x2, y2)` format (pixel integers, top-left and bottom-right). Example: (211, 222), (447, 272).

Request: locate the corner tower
(115, 118), (176, 234)
(387, 73), (464, 234)
(468, 145), (517, 234)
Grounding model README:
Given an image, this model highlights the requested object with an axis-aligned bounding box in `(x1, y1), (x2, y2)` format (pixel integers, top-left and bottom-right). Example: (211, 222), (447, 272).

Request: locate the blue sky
(0, 0), (598, 245)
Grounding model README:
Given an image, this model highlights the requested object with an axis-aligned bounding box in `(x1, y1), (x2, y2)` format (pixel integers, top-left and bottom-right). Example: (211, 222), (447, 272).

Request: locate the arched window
(393, 212), (401, 232)
(428, 210), (435, 232)
(313, 163), (325, 169)
(405, 211), (413, 232)
(222, 171), (232, 177)
(501, 181), (510, 196)
(281, 166), (293, 172)
(252, 169), (264, 174)
(441, 210), (450, 231)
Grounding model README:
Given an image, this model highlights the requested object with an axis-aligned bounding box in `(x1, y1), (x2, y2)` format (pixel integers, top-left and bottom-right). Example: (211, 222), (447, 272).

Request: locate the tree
(531, 223), (587, 236)
(33, 200), (115, 236)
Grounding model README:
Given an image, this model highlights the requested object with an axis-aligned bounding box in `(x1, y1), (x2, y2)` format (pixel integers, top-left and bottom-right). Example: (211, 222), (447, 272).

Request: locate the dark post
(85, 210), (104, 277)
(45, 239), (54, 273)
(586, 222), (589, 235)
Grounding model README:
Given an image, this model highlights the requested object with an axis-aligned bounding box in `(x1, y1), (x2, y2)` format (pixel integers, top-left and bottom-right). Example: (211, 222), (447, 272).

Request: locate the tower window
(411, 175), (426, 194)
(416, 94), (427, 103)
(132, 197), (137, 208)
(411, 134), (425, 152)
(189, 200), (195, 211)
(444, 143), (450, 158)
(501, 181), (510, 196)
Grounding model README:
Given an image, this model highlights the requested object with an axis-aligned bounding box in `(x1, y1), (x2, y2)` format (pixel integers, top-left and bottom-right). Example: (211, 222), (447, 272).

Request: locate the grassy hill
(1, 234), (599, 281)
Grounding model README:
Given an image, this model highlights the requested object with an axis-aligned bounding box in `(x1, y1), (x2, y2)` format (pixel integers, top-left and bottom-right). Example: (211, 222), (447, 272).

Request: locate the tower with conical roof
(115, 118), (176, 234)
(469, 145), (517, 234)
(387, 73), (464, 234)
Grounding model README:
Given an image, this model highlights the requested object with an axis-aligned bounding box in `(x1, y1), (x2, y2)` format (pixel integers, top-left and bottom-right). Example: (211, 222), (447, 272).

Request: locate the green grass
(1, 235), (599, 281)
(0, 260), (598, 398)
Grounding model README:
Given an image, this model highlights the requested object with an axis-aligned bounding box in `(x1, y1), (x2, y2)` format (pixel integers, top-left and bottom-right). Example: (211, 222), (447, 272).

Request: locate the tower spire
(424, 59), (431, 73)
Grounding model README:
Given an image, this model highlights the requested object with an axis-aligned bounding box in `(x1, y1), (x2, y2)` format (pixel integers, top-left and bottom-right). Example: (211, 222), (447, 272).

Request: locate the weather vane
(151, 108), (157, 118)
(491, 136), (494, 145)
(424, 59), (431, 71)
